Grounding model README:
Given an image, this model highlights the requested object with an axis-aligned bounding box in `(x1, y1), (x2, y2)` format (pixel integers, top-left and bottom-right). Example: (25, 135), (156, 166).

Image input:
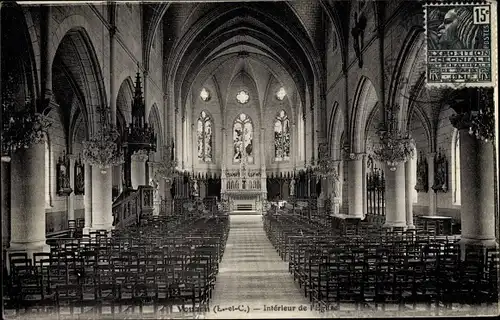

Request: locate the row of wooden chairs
(3, 212), (230, 316)
(263, 211), (499, 309)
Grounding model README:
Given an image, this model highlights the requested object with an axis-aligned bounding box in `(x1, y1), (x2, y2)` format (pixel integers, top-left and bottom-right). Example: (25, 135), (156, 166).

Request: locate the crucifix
(239, 143), (248, 189)
(351, 12), (367, 68)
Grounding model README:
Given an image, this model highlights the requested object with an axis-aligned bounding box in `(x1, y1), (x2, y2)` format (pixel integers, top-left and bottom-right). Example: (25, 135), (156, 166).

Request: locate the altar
(221, 151), (266, 215)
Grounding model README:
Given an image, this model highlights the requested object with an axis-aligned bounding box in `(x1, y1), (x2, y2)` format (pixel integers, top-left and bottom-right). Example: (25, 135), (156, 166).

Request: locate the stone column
(83, 163), (92, 235)
(347, 154), (364, 218)
(292, 123), (297, 168)
(131, 150), (148, 188)
(221, 128), (227, 193)
(181, 117), (186, 169)
(109, 26), (117, 126)
(163, 178), (173, 215)
(112, 164), (122, 196)
(318, 175), (328, 209)
(384, 163), (407, 228)
(260, 128), (267, 199)
(143, 71), (149, 121)
(2, 160), (11, 248)
(9, 142), (49, 255)
(91, 168), (112, 231)
(458, 129), (496, 248)
(338, 160), (344, 208)
(67, 154), (76, 221)
(191, 123), (195, 169)
(41, 6), (53, 100)
(149, 161), (160, 216)
(175, 109), (181, 166)
(427, 152), (437, 216)
(405, 156), (415, 229)
(362, 155), (368, 217)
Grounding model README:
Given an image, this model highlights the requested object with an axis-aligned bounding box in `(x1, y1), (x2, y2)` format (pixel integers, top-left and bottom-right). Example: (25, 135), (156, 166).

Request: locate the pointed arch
(329, 102), (345, 159)
(116, 77), (135, 125)
(1, 3), (39, 105)
(351, 76), (378, 153)
(148, 103), (164, 148)
(53, 26), (107, 137)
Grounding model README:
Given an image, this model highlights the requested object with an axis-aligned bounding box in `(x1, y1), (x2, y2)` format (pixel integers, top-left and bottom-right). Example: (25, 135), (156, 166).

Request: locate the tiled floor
(206, 215), (320, 319)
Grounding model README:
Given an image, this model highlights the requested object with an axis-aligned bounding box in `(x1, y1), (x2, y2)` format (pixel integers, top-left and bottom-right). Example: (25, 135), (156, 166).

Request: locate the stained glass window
(197, 111), (212, 162)
(236, 90), (249, 104)
(233, 113), (253, 163)
(200, 88), (210, 101)
(274, 110), (290, 161)
(276, 87), (286, 101)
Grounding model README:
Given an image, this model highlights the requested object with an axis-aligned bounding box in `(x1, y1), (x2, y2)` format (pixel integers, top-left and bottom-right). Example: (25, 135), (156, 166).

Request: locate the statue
(331, 173), (341, 198)
(74, 156), (85, 195)
(289, 179), (296, 196)
(432, 150), (448, 193)
(415, 152), (429, 193)
(56, 152), (72, 196)
(191, 179), (199, 197)
(149, 178), (159, 198)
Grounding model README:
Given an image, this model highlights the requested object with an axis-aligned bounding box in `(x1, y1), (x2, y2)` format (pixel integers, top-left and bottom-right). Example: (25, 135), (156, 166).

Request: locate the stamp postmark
(424, 1), (497, 87)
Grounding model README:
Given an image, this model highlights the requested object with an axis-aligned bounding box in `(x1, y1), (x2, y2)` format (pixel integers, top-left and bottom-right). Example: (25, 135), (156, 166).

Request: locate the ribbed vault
(161, 2), (324, 121)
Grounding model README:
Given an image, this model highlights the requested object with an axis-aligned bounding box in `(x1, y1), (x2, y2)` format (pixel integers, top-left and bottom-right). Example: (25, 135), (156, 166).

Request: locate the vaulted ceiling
(141, 0), (349, 117)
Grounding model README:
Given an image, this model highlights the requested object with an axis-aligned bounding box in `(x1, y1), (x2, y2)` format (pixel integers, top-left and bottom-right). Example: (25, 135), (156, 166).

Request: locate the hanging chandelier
(1, 77), (51, 162)
(468, 88), (495, 143)
(82, 104), (124, 174)
(372, 104), (415, 171)
(153, 142), (178, 180)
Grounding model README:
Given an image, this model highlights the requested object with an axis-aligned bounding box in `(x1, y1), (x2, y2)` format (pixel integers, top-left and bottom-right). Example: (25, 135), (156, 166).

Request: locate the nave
(209, 215), (319, 318)
(4, 208), (498, 319)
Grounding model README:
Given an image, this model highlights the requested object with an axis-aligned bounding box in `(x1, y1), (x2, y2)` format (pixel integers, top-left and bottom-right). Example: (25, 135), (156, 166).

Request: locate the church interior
(1, 0), (498, 318)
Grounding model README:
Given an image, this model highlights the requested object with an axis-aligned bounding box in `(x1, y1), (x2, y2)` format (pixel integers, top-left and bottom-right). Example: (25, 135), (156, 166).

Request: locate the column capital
(344, 152), (365, 161)
(131, 150), (149, 162)
(450, 112), (472, 130)
(109, 25), (117, 37)
(67, 153), (77, 161)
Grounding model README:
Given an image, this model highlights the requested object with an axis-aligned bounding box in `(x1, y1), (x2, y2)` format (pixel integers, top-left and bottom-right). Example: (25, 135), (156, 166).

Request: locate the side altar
(220, 150), (267, 214)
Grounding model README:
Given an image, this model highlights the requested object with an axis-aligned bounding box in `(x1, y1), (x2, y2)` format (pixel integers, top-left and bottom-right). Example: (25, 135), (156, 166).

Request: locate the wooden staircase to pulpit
(112, 185), (155, 229)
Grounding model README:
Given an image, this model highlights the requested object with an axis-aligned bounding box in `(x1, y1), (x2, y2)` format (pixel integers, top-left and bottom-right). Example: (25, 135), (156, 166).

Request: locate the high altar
(220, 147), (267, 214)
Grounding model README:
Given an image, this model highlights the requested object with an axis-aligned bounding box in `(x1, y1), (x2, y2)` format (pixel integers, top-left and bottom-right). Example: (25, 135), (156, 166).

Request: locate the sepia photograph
(1, 0), (498, 319)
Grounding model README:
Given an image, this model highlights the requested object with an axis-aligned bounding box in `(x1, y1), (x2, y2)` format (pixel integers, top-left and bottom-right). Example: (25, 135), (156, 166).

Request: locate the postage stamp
(424, 1), (497, 87)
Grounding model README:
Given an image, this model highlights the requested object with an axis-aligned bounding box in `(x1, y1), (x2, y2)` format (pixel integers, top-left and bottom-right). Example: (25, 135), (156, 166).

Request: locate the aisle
(206, 215), (320, 319)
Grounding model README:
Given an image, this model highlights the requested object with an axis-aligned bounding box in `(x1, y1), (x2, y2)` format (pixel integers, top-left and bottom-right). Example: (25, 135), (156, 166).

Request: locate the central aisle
(206, 215), (320, 319)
